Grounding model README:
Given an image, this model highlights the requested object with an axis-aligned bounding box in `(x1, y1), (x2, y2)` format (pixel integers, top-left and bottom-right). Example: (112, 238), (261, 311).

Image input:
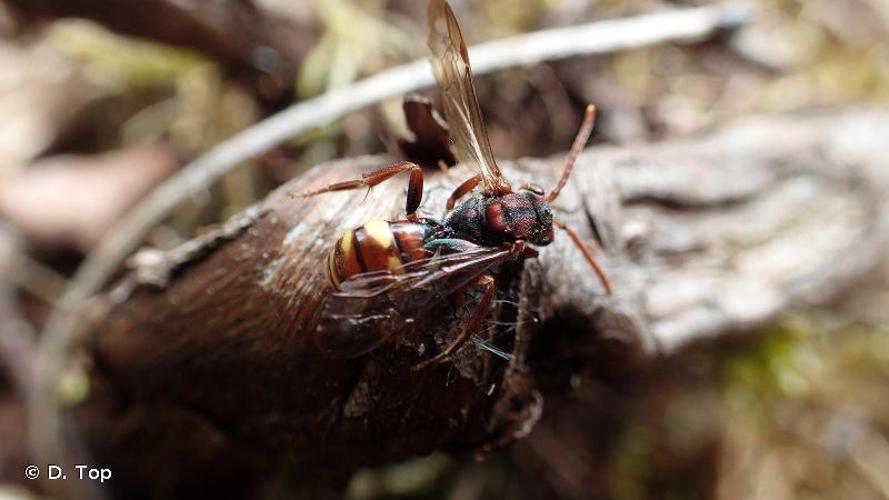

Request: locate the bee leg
(292, 161), (425, 221)
(412, 274), (496, 371)
(554, 220), (612, 295)
(445, 175), (482, 211)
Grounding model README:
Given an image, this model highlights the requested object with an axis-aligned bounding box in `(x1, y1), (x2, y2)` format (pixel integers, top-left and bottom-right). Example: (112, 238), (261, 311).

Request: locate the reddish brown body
(443, 191), (554, 246)
(327, 187), (554, 292)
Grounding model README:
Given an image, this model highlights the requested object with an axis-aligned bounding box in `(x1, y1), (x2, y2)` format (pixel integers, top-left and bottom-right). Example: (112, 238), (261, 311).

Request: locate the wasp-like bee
(298, 0), (611, 369)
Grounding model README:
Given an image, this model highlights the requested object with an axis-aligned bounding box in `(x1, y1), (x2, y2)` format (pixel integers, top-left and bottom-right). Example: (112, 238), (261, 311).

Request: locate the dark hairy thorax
(443, 192), (554, 247)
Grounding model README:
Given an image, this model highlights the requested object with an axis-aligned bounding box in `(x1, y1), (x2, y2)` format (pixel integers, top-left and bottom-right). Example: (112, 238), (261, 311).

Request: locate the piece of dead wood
(396, 94), (457, 169)
(30, 108), (885, 499)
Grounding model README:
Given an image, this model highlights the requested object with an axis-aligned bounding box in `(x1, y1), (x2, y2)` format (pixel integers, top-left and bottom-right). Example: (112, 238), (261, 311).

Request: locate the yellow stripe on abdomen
(355, 220), (404, 274)
(327, 228), (363, 287)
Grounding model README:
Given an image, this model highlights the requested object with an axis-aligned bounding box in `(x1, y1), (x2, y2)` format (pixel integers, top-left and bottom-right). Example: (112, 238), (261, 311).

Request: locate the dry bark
(50, 108), (889, 499)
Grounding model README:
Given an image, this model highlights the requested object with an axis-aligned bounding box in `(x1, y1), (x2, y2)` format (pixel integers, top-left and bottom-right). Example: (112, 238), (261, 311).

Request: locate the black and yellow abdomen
(327, 219), (439, 289)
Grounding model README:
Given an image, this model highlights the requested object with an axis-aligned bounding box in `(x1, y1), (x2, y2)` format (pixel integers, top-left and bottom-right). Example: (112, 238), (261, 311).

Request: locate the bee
(297, 0), (611, 370)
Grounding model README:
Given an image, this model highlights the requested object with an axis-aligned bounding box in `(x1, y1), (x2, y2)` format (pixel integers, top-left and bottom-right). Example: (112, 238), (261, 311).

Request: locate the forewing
(315, 247), (511, 358)
(427, 0), (505, 193)
(313, 293), (404, 359)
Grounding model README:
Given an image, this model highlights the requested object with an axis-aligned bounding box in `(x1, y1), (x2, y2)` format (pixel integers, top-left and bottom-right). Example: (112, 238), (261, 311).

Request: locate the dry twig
(0, 224), (37, 395)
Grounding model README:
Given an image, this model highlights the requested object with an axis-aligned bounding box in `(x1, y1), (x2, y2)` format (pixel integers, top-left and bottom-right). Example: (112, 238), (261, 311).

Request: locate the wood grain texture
(67, 109), (888, 498)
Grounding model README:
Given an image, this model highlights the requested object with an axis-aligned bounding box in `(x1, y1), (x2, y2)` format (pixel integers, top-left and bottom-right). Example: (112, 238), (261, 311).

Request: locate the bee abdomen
(327, 220), (436, 289)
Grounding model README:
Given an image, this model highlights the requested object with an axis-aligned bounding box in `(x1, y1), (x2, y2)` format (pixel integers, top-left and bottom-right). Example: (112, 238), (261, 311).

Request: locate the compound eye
(522, 183), (545, 196)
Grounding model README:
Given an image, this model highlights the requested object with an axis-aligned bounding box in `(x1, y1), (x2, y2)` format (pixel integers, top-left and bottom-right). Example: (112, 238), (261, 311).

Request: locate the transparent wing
(428, 0), (508, 194)
(315, 246), (511, 358)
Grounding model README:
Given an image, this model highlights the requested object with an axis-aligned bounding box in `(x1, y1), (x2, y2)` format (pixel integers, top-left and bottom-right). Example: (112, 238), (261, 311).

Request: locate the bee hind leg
(412, 274), (496, 371)
(292, 161), (425, 220)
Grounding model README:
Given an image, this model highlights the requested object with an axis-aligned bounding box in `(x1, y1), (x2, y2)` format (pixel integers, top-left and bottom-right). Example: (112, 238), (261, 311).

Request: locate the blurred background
(0, 0), (887, 498)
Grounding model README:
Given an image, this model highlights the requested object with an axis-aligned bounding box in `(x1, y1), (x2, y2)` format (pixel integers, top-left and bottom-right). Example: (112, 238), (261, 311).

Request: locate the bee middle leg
(293, 161), (425, 220)
(446, 174), (481, 211)
(413, 274), (496, 371)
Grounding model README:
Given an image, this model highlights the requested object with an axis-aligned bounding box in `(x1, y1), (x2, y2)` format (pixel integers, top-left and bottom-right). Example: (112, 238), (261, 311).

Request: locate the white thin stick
(30, 3), (752, 468)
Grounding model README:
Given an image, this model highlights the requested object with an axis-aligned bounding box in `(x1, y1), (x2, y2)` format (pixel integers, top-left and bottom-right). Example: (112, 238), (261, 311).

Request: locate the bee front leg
(412, 274), (496, 371)
(507, 240), (538, 260)
(554, 221), (611, 295)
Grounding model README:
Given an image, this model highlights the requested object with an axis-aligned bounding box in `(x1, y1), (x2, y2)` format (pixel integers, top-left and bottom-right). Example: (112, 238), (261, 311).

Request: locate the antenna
(547, 104), (596, 203)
